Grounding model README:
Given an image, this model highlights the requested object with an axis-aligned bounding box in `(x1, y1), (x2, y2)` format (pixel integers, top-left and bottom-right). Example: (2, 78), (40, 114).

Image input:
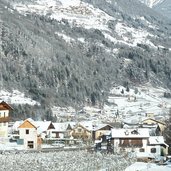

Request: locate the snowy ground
(0, 90), (39, 105)
(125, 162), (171, 171)
(0, 150), (135, 171)
(104, 84), (171, 121)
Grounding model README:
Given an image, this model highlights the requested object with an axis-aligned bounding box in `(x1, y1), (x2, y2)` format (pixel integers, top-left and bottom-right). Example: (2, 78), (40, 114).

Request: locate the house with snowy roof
(112, 128), (168, 160)
(18, 118), (42, 150)
(93, 124), (113, 140)
(112, 128), (150, 153)
(70, 121), (113, 142)
(141, 118), (166, 134)
(70, 123), (92, 142)
(0, 101), (13, 138)
(35, 121), (55, 139)
(52, 122), (75, 139)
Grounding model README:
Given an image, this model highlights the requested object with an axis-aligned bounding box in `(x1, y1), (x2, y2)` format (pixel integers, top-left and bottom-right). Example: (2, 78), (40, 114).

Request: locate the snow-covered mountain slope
(12, 0), (112, 31)
(0, 90), (39, 105)
(139, 0), (164, 7)
(104, 84), (171, 121)
(11, 0), (168, 49)
(139, 0), (171, 19)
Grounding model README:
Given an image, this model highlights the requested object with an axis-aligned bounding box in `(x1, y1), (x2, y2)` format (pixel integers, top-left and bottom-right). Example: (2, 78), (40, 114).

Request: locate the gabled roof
(0, 101), (13, 110)
(93, 124), (113, 131)
(142, 118), (166, 126)
(34, 121), (55, 134)
(112, 128), (150, 138)
(53, 122), (76, 132)
(18, 118), (37, 129)
(149, 136), (169, 147)
(12, 120), (23, 131)
(73, 123), (91, 132)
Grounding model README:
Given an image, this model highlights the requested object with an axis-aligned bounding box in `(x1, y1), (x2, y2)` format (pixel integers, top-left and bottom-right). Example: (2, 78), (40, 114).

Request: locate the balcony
(0, 116), (10, 123)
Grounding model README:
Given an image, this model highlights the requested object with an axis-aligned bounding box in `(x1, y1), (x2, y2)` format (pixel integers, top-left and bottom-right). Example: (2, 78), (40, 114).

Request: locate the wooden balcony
(0, 116), (10, 123)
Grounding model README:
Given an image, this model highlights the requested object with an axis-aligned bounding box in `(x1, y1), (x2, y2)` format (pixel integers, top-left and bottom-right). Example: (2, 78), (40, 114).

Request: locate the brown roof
(0, 101), (13, 110)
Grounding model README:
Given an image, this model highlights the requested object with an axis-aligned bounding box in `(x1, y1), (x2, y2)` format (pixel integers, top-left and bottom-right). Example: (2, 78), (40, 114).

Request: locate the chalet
(0, 101), (13, 138)
(18, 118), (40, 150)
(93, 124), (113, 140)
(35, 121), (55, 139)
(111, 128), (150, 153)
(142, 118), (166, 134)
(148, 136), (168, 157)
(112, 128), (168, 160)
(70, 123), (92, 142)
(52, 122), (75, 139)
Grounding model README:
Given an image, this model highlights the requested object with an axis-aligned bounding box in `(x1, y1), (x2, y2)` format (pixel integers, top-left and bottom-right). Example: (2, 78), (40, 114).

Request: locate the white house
(112, 128), (150, 153)
(18, 118), (41, 150)
(0, 101), (13, 139)
(34, 121), (55, 139)
(146, 136), (169, 159)
(112, 128), (168, 160)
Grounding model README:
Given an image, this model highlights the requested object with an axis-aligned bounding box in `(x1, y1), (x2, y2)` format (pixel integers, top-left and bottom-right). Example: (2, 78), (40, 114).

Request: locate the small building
(18, 118), (39, 150)
(142, 118), (166, 134)
(145, 113), (154, 118)
(53, 122), (75, 139)
(70, 123), (92, 142)
(94, 124), (113, 140)
(111, 128), (150, 154)
(148, 136), (169, 157)
(0, 101), (13, 138)
(35, 121), (55, 139)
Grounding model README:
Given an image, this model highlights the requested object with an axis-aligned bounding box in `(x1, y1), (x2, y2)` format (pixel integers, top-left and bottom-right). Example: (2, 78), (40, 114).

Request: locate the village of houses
(0, 99), (170, 166)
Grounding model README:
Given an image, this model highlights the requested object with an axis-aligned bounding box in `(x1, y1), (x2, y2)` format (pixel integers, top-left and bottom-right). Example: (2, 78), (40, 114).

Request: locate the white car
(51, 141), (65, 148)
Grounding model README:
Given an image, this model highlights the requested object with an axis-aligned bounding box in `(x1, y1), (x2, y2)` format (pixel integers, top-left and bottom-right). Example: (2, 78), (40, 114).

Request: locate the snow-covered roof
(123, 116), (148, 125)
(112, 128), (150, 138)
(53, 122), (76, 132)
(93, 124), (113, 131)
(142, 118), (166, 125)
(12, 120), (23, 131)
(149, 136), (169, 147)
(34, 121), (54, 134)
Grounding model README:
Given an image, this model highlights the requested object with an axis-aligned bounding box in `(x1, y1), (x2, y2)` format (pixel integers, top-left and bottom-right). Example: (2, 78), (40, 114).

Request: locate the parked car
(51, 141), (65, 148)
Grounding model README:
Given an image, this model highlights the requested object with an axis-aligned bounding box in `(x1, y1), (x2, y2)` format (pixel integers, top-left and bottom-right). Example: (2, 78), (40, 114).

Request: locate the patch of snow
(55, 32), (75, 43)
(77, 37), (85, 43)
(0, 90), (40, 105)
(139, 0), (165, 8)
(115, 22), (157, 48)
(125, 161), (171, 171)
(13, 0), (114, 31)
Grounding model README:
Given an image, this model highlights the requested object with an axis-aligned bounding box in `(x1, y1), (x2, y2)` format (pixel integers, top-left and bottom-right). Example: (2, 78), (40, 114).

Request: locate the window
(77, 128), (82, 132)
(28, 141), (34, 148)
(151, 148), (156, 153)
(26, 129), (29, 134)
(139, 148), (145, 152)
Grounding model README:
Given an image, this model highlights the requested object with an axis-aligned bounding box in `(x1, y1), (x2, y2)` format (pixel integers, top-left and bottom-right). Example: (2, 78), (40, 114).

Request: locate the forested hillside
(0, 0), (171, 119)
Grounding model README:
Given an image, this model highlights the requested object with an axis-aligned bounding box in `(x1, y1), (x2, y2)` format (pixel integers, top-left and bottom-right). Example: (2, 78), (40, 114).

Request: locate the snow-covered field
(0, 150), (135, 171)
(104, 84), (171, 121)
